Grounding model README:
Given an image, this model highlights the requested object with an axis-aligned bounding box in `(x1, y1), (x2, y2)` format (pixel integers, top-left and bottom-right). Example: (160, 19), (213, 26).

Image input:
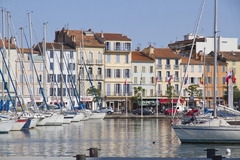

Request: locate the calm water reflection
(0, 119), (239, 158)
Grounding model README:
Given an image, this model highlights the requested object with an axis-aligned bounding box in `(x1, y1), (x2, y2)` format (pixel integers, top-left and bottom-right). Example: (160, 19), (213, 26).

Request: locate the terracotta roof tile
(0, 39), (16, 49)
(218, 51), (240, 61)
(132, 51), (154, 62)
(142, 47), (181, 59)
(95, 32), (131, 41)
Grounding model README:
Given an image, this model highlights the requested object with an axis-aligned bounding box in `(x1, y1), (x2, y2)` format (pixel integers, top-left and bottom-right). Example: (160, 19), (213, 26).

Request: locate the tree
(86, 86), (101, 103)
(184, 84), (202, 98)
(223, 86), (240, 107)
(132, 86), (143, 104)
(166, 85), (177, 105)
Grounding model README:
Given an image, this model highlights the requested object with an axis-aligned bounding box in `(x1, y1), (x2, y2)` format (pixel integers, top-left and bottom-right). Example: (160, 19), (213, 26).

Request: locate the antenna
(148, 42), (151, 46)
(153, 42), (156, 47)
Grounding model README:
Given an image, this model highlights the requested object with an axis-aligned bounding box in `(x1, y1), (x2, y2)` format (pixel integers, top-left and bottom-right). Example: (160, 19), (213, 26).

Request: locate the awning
(159, 99), (184, 104)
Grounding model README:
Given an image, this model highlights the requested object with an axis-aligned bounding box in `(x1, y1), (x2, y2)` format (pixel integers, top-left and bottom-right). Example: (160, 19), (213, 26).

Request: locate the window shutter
(114, 84), (116, 96)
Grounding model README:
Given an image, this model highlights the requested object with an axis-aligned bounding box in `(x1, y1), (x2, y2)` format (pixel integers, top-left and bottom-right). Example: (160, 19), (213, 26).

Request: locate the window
(207, 65), (210, 72)
(216, 90), (219, 97)
(207, 90), (210, 96)
(97, 68), (102, 75)
(142, 77), (145, 84)
(134, 66), (137, 73)
(150, 77), (154, 84)
(39, 63), (43, 71)
(115, 69), (121, 78)
(191, 65), (194, 72)
(157, 71), (162, 78)
(50, 62), (54, 70)
(232, 61), (235, 65)
(60, 62), (64, 71)
(222, 66), (226, 72)
(97, 82), (102, 90)
(207, 77), (212, 84)
(29, 75), (33, 83)
(198, 65), (202, 72)
(175, 71), (179, 77)
(106, 54), (111, 63)
(89, 51), (93, 60)
(107, 69), (111, 78)
(88, 67), (93, 74)
(150, 66), (153, 73)
(29, 62), (33, 70)
(190, 77), (194, 84)
(19, 74), (23, 83)
(125, 54), (129, 63)
(57, 74), (61, 82)
(57, 88), (61, 96)
(39, 75), (42, 82)
(134, 77), (137, 83)
(50, 50), (54, 58)
(183, 65), (187, 72)
(166, 71), (170, 77)
(70, 51), (74, 58)
(166, 59), (170, 65)
(79, 67), (84, 74)
(116, 54), (120, 63)
(222, 77), (225, 84)
(98, 52), (102, 60)
(142, 66), (145, 72)
(150, 89), (153, 96)
(106, 42), (110, 51)
(125, 69), (129, 78)
(175, 59), (179, 65)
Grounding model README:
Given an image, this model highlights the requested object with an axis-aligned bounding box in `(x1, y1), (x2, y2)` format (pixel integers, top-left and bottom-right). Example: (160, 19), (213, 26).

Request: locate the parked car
(96, 107), (114, 115)
(164, 108), (178, 115)
(132, 108), (154, 115)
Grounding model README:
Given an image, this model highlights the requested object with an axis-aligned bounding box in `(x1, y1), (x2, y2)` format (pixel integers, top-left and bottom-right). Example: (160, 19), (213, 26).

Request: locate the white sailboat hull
(71, 113), (85, 122)
(88, 112), (106, 120)
(29, 118), (39, 129)
(44, 114), (64, 126)
(173, 118), (240, 143)
(0, 119), (15, 133)
(11, 119), (27, 131)
(62, 114), (75, 124)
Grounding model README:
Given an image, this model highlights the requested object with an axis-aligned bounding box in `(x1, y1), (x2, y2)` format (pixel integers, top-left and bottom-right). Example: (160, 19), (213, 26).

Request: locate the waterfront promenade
(104, 112), (171, 119)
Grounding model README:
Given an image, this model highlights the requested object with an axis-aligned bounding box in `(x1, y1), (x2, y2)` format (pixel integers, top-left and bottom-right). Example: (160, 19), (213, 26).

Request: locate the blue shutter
(129, 84), (132, 95)
(123, 69), (125, 78)
(123, 83), (126, 95)
(120, 84), (122, 95)
(110, 69), (112, 78)
(129, 69), (131, 78)
(114, 84), (116, 96)
(120, 69), (122, 78)
(114, 69), (116, 78)
(114, 42), (116, 51)
(107, 84), (110, 96)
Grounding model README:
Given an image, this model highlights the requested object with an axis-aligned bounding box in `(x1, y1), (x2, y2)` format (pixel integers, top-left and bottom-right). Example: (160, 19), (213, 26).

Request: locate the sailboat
(172, 0), (240, 144)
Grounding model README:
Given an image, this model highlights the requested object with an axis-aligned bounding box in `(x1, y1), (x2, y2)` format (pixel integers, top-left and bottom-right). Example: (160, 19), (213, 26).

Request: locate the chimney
(89, 28), (92, 31)
(101, 30), (104, 38)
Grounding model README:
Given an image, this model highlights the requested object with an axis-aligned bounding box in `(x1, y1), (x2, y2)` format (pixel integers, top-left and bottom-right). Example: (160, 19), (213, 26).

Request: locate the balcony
(158, 77), (163, 82)
(156, 64), (162, 69)
(96, 59), (103, 65)
(165, 64), (171, 69)
(174, 77), (180, 82)
(156, 90), (163, 96)
(86, 74), (94, 79)
(96, 74), (103, 80)
(105, 91), (132, 96)
(86, 59), (94, 65)
(174, 65), (179, 69)
(79, 74), (84, 79)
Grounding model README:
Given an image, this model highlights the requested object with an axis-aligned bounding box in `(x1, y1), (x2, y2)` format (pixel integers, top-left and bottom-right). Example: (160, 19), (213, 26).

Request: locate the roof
(143, 47), (181, 59)
(131, 51), (154, 62)
(55, 28), (105, 48)
(17, 48), (40, 54)
(217, 51), (240, 61)
(180, 57), (203, 65)
(95, 32), (131, 41)
(168, 38), (205, 48)
(0, 39), (16, 49)
(35, 42), (75, 51)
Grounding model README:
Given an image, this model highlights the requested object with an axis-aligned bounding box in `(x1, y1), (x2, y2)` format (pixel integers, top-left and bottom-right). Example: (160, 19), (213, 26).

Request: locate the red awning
(159, 99), (184, 103)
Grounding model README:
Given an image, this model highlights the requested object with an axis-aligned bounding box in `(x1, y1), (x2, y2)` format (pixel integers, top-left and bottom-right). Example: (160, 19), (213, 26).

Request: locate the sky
(1, 0), (240, 50)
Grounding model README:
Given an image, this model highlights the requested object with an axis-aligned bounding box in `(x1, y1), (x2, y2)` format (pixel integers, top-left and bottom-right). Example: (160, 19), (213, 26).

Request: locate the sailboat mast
(2, 8), (5, 100)
(213, 0), (218, 117)
(7, 11), (10, 93)
(43, 23), (47, 101)
(28, 12), (34, 97)
(20, 27), (24, 96)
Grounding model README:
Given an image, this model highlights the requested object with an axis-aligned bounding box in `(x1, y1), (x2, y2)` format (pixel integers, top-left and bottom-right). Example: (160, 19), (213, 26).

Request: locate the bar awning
(159, 99), (184, 103)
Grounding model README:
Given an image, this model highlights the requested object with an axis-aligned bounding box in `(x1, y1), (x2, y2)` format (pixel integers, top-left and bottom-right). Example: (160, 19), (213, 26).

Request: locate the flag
(200, 74), (204, 85)
(124, 78), (127, 85)
(232, 70), (236, 83)
(184, 75), (188, 85)
(167, 75), (173, 85)
(225, 70), (232, 83)
(155, 77), (158, 86)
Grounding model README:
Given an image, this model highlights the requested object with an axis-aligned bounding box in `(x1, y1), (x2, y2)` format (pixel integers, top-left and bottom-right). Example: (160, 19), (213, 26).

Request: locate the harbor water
(0, 118), (239, 158)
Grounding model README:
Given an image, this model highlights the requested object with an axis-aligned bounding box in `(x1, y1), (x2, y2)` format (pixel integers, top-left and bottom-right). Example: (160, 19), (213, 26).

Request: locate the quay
(104, 112), (170, 119)
(0, 157), (238, 160)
